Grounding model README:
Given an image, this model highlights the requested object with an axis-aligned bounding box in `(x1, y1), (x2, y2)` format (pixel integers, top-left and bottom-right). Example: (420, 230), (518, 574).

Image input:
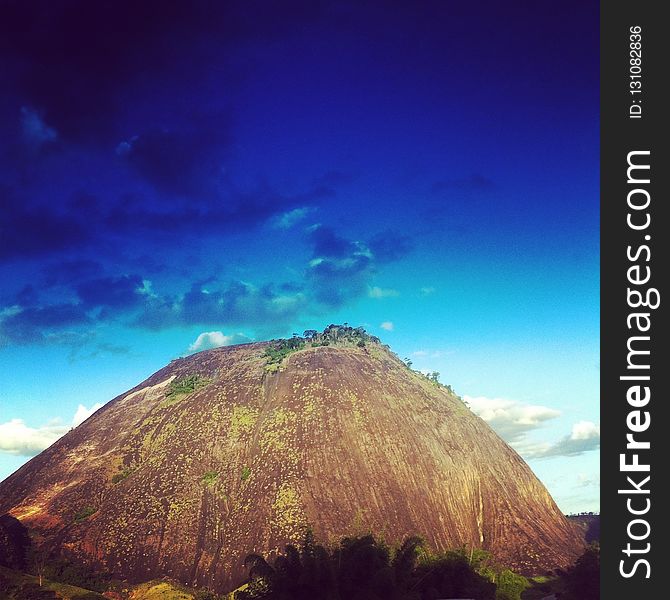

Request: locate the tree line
(236, 531), (526, 600)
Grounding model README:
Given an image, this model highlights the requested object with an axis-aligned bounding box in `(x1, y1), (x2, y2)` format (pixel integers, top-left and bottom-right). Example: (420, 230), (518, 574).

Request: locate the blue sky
(0, 0), (599, 513)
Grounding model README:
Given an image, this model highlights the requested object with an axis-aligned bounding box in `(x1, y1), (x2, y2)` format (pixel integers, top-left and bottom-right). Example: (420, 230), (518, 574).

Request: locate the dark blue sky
(0, 1), (599, 511)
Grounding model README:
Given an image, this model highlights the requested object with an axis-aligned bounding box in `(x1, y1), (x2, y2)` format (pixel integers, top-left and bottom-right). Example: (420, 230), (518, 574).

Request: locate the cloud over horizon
(465, 395), (561, 444)
(522, 421), (601, 459)
(466, 395), (600, 460)
(0, 403), (103, 457)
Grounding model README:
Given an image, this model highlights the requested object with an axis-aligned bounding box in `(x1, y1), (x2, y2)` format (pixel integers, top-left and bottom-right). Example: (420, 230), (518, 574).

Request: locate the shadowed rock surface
(568, 513), (600, 544)
(0, 336), (583, 592)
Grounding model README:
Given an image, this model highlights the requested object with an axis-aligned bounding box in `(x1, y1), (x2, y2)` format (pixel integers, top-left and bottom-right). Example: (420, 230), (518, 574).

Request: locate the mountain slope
(0, 333), (583, 592)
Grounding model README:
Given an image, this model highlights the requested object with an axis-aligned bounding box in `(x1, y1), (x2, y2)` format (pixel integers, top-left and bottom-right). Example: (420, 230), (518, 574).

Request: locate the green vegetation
(165, 374), (211, 400)
(561, 543), (599, 600)
(270, 484), (305, 537)
(42, 559), (112, 593)
(521, 575), (560, 600)
(261, 324), (473, 413)
(111, 467), (133, 484)
(259, 408), (294, 454)
(408, 367), (468, 406)
(229, 406), (259, 440)
(161, 374), (211, 407)
(73, 507), (97, 523)
(1, 535), (593, 600)
(495, 569), (529, 600)
(317, 323), (380, 346)
(202, 471), (219, 486)
(237, 532), (503, 600)
(409, 546), (528, 600)
(264, 336), (305, 366)
(240, 466), (252, 481)
(521, 545), (599, 600)
(0, 565), (223, 599)
(263, 325), (381, 372)
(422, 370), (455, 392)
(0, 565), (106, 599)
(129, 580), (200, 599)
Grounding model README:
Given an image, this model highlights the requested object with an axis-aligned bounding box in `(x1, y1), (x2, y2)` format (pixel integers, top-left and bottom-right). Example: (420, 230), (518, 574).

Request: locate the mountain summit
(0, 326), (583, 592)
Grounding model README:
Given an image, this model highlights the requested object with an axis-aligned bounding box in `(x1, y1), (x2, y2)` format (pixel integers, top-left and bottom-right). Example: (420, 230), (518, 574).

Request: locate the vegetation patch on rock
(202, 471), (219, 486)
(73, 506), (97, 523)
(263, 324), (381, 373)
(111, 467), (134, 485)
(228, 406), (259, 441)
(162, 375), (211, 406)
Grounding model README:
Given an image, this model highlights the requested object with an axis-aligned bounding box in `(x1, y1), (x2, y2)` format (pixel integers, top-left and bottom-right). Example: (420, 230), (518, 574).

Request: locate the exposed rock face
(0, 340), (583, 591)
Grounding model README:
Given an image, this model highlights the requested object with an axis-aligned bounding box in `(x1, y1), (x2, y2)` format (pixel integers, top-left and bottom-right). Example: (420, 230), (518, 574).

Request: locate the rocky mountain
(0, 327), (583, 592)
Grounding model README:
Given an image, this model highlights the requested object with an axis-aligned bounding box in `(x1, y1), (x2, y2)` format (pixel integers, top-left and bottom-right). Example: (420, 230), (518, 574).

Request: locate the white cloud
(465, 395), (560, 443)
(419, 286), (436, 296)
(188, 330), (251, 353)
(272, 207), (314, 229)
(412, 349), (449, 359)
(137, 279), (157, 298)
(0, 403), (104, 457)
(368, 286), (399, 299)
(467, 395), (599, 460)
(572, 420), (600, 439)
(380, 321), (394, 331)
(270, 294), (307, 312)
(576, 472), (600, 488)
(72, 403), (103, 426)
(523, 421), (601, 459)
(0, 419), (65, 456)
